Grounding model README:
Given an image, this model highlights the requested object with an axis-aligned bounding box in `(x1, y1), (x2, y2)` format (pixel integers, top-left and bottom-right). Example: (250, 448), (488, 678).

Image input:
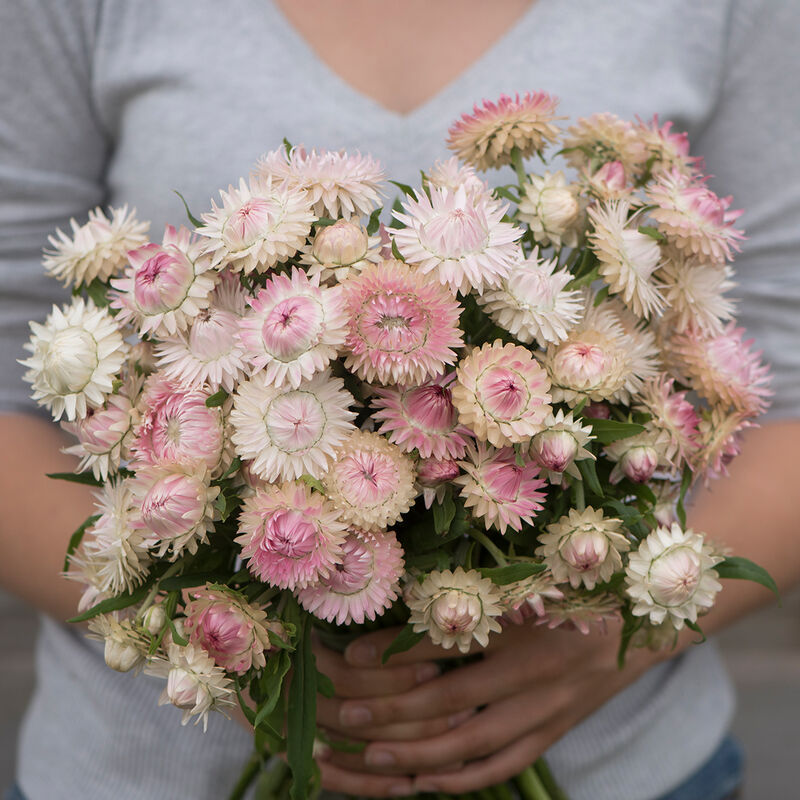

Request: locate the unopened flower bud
(430, 590), (482, 637)
(584, 402), (611, 419)
(104, 638), (144, 673)
(620, 445), (659, 483)
(559, 530), (610, 573)
(417, 457), (460, 487)
(143, 604), (167, 636)
(591, 161), (627, 194)
(538, 186), (579, 234)
(167, 667), (206, 710)
(312, 220), (368, 266)
(531, 429), (579, 473)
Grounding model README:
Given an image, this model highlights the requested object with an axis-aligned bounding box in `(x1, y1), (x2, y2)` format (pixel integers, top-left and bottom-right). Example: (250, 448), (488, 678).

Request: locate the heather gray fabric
(1, 1), (798, 798)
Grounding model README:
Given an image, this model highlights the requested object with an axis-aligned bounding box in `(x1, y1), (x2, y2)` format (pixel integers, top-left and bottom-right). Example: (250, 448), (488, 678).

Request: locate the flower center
(262, 508), (317, 558)
(265, 391), (326, 453)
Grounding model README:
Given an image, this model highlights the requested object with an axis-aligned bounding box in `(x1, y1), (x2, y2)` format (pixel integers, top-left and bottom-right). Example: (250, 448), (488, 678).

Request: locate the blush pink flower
(110, 225), (217, 337)
(416, 457), (461, 509)
(238, 268), (347, 388)
(454, 443), (547, 534)
(301, 219), (382, 284)
(538, 591), (621, 635)
(499, 573), (564, 625)
(446, 91), (562, 171)
(563, 113), (648, 178)
(636, 375), (700, 465)
(342, 260), (463, 386)
(530, 409), (595, 483)
(235, 481), (347, 590)
(298, 529), (405, 625)
(452, 341), (552, 447)
(604, 429), (671, 484)
(582, 161), (631, 202)
(692, 407), (755, 485)
(425, 157), (487, 195)
(635, 115), (698, 176)
(372, 372), (472, 459)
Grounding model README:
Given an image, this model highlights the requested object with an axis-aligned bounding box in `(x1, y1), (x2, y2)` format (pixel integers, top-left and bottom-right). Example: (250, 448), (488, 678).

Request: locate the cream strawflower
(256, 146), (385, 219)
(392, 184), (523, 295)
(301, 219), (382, 283)
(43, 205), (149, 288)
(407, 567), (503, 652)
(625, 523), (723, 629)
(197, 176), (315, 273)
(538, 591), (622, 635)
(20, 297), (128, 421)
(692, 407), (754, 485)
(235, 481), (348, 590)
(322, 430), (417, 531)
(298, 529), (405, 625)
(230, 370), (356, 482)
(239, 268), (347, 389)
(452, 341), (552, 446)
(110, 225), (218, 337)
(530, 408), (595, 482)
(371, 372), (473, 460)
(536, 507), (629, 590)
(476, 250), (584, 345)
(88, 614), (149, 674)
(604, 428), (671, 484)
(518, 171), (580, 249)
(498, 572), (564, 624)
(342, 259), (463, 386)
(453, 443), (547, 534)
(563, 113), (648, 178)
(425, 157), (487, 195)
(446, 91), (561, 171)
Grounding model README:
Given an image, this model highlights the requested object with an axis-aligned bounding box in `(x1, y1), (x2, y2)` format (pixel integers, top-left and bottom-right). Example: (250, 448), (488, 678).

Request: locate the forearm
(0, 413), (94, 621)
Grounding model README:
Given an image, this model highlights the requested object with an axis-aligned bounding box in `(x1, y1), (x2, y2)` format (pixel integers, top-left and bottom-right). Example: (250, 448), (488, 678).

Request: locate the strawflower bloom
(416, 458), (461, 509)
(518, 171), (580, 249)
(322, 430), (417, 531)
(563, 113), (648, 177)
(20, 297), (128, 421)
(407, 567), (503, 652)
(530, 408), (595, 482)
(298, 529), (405, 625)
(43, 205), (149, 287)
(636, 375), (700, 465)
(446, 91), (561, 171)
(604, 429), (670, 484)
(235, 481), (347, 590)
(498, 572), (564, 624)
(692, 407), (754, 485)
(454, 443), (547, 534)
(425, 157), (487, 195)
(88, 614), (149, 674)
(342, 259), (463, 385)
(371, 372), (472, 459)
(538, 591), (622, 635)
(301, 219), (382, 283)
(635, 116), (698, 176)
(452, 341), (552, 446)
(582, 160), (631, 202)
(391, 184), (522, 295)
(625, 523), (723, 629)
(238, 268), (348, 388)
(229, 370), (356, 482)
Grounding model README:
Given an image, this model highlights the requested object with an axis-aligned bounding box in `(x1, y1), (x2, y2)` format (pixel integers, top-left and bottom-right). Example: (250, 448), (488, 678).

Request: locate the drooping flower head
(635, 115), (698, 176)
(235, 481), (348, 590)
(20, 297), (128, 421)
(301, 219), (382, 283)
(197, 176), (315, 273)
(298, 529), (405, 625)
(498, 572), (564, 624)
(43, 205), (149, 287)
(110, 225), (217, 337)
(229, 370), (356, 483)
(446, 91), (561, 171)
(625, 523), (723, 629)
(238, 268), (348, 388)
(392, 184), (523, 295)
(692, 407), (755, 485)
(322, 430), (417, 531)
(88, 614), (149, 673)
(529, 408), (595, 482)
(581, 160), (632, 202)
(416, 457), (461, 509)
(538, 590), (622, 635)
(371, 372), (472, 459)
(341, 259), (464, 385)
(453, 443), (547, 534)
(518, 171), (581, 249)
(563, 112), (648, 178)
(452, 341), (552, 446)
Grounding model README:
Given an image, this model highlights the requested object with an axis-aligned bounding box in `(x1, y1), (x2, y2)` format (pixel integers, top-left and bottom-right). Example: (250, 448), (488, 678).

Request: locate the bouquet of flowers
(21, 90), (777, 800)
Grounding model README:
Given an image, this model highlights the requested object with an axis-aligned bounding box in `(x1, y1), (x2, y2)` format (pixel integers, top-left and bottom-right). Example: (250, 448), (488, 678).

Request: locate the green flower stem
(227, 753), (260, 800)
(515, 765), (553, 800)
(573, 478), (586, 512)
(534, 759), (569, 800)
(510, 146), (528, 191)
(467, 528), (508, 566)
(252, 759), (290, 800)
(136, 561), (183, 622)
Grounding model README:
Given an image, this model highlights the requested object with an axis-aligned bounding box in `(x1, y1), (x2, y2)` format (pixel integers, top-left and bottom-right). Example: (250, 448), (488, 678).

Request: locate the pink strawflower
(636, 375), (700, 465)
(635, 116), (698, 176)
(498, 573), (564, 625)
(604, 430), (670, 484)
(538, 591), (622, 635)
(322, 430), (417, 531)
(154, 273), (249, 392)
(256, 146), (385, 219)
(238, 268), (347, 389)
(392, 184), (522, 295)
(582, 161), (632, 202)
(645, 170), (745, 265)
(454, 443), (547, 534)
(563, 113), (648, 178)
(425, 157), (487, 195)
(229, 370), (356, 482)
(371, 372), (472, 459)
(446, 91), (562, 171)
(692, 407), (755, 485)
(416, 457), (461, 509)
(183, 585), (284, 674)
(452, 341), (552, 447)
(341, 259), (463, 385)
(110, 225), (217, 337)
(298, 529), (405, 625)
(530, 408), (595, 483)
(235, 481), (347, 590)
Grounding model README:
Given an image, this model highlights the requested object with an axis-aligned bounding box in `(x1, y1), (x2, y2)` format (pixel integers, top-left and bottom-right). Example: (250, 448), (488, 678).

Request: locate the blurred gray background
(2, 587), (798, 797)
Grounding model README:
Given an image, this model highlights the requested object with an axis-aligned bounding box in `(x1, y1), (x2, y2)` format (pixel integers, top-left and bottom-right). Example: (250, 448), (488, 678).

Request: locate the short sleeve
(0, 0), (108, 414)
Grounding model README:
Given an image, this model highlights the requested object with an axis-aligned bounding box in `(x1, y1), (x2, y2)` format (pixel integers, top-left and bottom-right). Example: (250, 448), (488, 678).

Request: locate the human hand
(315, 620), (659, 796)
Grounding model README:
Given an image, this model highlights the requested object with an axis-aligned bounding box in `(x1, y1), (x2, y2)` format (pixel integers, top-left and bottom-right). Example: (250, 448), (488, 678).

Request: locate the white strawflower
(518, 171), (581, 249)
(625, 523), (723, 629)
(88, 614), (149, 673)
(43, 205), (149, 287)
(604, 428), (672, 484)
(407, 567), (503, 653)
(300, 219), (382, 284)
(20, 297), (128, 421)
(529, 408), (595, 482)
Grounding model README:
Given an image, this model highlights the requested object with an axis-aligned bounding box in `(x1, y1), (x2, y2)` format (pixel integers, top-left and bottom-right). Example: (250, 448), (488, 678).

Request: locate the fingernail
(447, 708), (476, 728)
(345, 641), (377, 666)
(415, 662), (440, 683)
(414, 781), (439, 793)
(365, 749), (396, 766)
(389, 783), (411, 797)
(340, 704), (373, 726)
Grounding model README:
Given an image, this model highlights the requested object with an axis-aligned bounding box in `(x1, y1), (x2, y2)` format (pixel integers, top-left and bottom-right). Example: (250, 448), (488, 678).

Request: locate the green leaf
(84, 278), (110, 308)
(479, 563), (546, 585)
(593, 285), (610, 306)
(220, 457), (242, 480)
(389, 180), (416, 197)
(254, 650), (292, 729)
(684, 618), (707, 644)
(576, 458), (603, 498)
(716, 556), (780, 600)
(313, 217), (336, 228)
(299, 474), (326, 494)
(494, 186), (519, 204)
(316, 669), (335, 699)
(366, 207), (382, 236)
(432, 492), (456, 534)
(616, 609), (644, 669)
(390, 238), (404, 261)
(68, 581), (153, 623)
(587, 418), (645, 444)
(214, 490), (241, 523)
(282, 137), (294, 156)
(46, 471), (102, 487)
(159, 573), (225, 591)
(63, 513), (100, 572)
(381, 623), (425, 664)
(638, 225), (666, 241)
(173, 190), (203, 228)
(168, 617), (189, 646)
(205, 388), (229, 407)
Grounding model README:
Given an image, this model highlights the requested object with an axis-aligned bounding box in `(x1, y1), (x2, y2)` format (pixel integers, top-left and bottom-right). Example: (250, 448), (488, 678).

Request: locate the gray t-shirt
(1, 1), (798, 798)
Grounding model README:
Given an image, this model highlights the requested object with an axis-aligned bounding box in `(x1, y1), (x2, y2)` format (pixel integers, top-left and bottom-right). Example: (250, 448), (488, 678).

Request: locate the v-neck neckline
(263, 1), (545, 122)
